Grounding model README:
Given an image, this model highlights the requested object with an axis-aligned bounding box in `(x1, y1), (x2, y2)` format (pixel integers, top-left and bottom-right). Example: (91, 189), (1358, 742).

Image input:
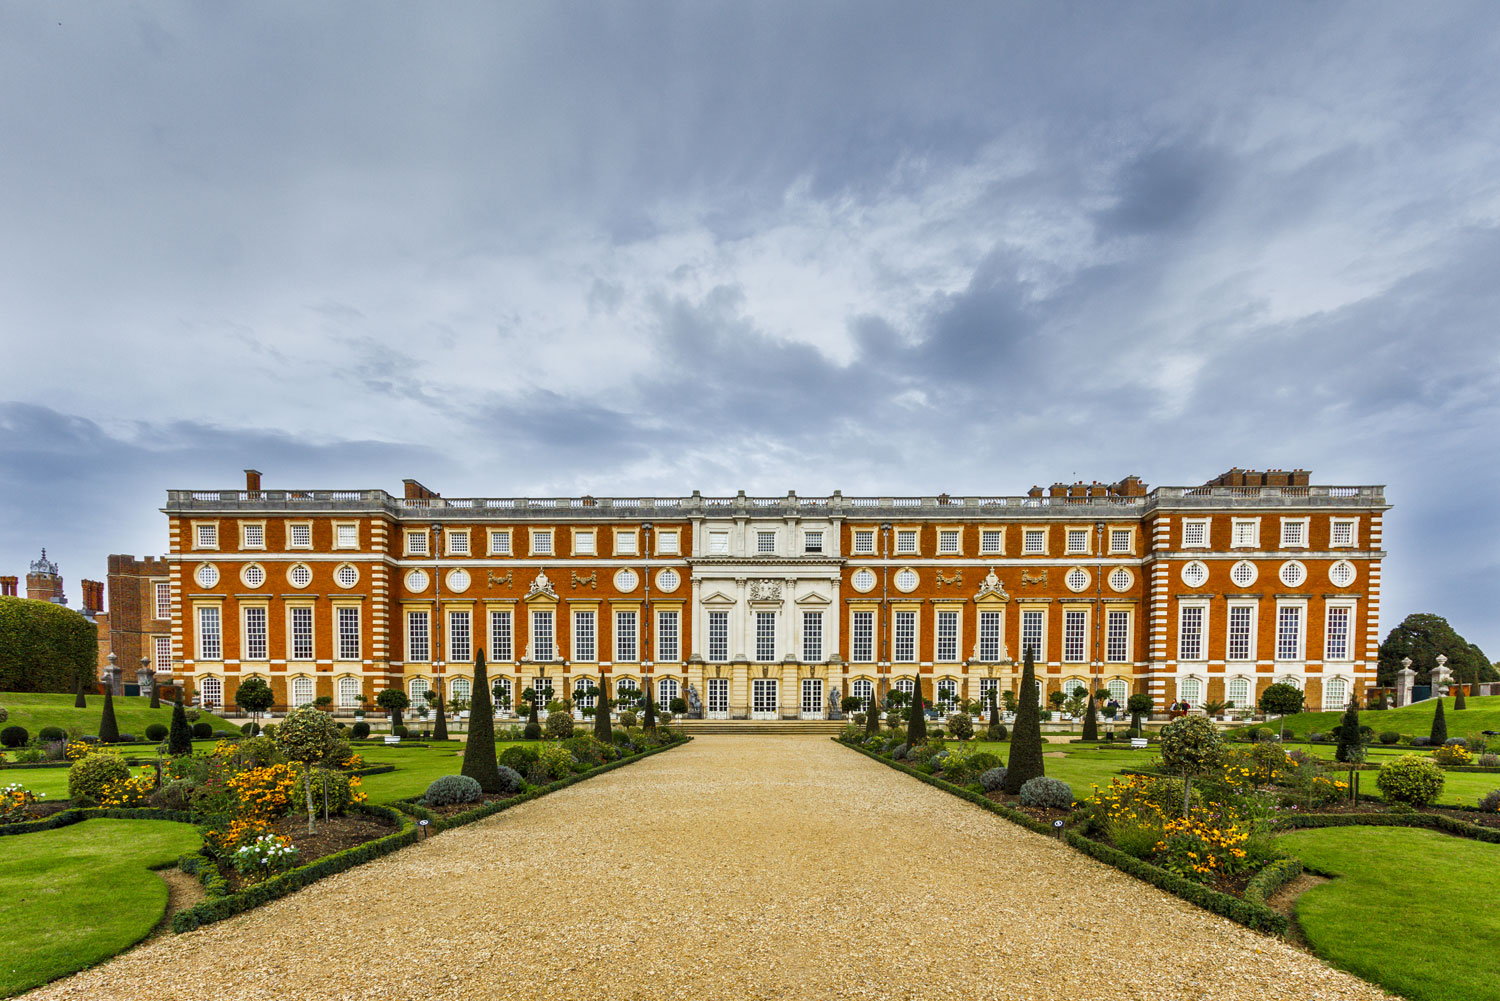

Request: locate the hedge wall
(0, 806), (194, 838)
(1274, 810), (1500, 844)
(0, 596), (98, 692)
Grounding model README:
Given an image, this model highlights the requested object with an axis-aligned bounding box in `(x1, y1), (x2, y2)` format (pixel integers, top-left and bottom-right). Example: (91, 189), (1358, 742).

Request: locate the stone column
(1396, 658), (1416, 706)
(103, 651), (122, 695)
(1430, 654), (1452, 699)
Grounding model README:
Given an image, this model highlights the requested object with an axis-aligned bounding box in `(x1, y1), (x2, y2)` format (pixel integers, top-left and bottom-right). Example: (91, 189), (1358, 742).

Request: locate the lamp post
(880, 523), (892, 720)
(642, 522), (653, 705)
(431, 523), (443, 712)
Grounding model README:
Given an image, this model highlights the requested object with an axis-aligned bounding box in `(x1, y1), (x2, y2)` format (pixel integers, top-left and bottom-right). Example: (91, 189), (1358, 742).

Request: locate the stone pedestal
(1395, 663), (1417, 706)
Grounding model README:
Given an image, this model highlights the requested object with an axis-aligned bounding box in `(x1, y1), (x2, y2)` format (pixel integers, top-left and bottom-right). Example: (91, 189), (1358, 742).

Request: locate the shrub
(393, 725), (409, 738)
(498, 745), (539, 772)
(1477, 789), (1500, 813)
(523, 721), (543, 740)
(619, 711), (638, 728)
(1379, 731), (1401, 744)
(495, 765), (525, 794)
(979, 766), (1007, 792)
(151, 778), (197, 812)
(351, 721), (371, 739)
(191, 722), (213, 739)
(1018, 776), (1074, 810)
(1480, 753), (1500, 767)
(967, 751), (1001, 774)
(38, 725), (66, 742)
(1410, 736), (1430, 747)
(561, 735), (606, 766)
(291, 768), (358, 816)
(1376, 755), (1446, 807)
(238, 735), (285, 767)
(145, 723), (169, 742)
(534, 743), (574, 781)
(0, 707), (6, 723)
(1308, 731), (1328, 744)
(1433, 744), (1472, 766)
(986, 723), (1008, 742)
(1, 726), (29, 748)
(545, 713), (574, 739)
(68, 752), (131, 803)
(946, 714), (973, 741)
(891, 744), (909, 761)
(240, 721), (260, 736)
(423, 774), (484, 807)
(1244, 726), (1265, 742)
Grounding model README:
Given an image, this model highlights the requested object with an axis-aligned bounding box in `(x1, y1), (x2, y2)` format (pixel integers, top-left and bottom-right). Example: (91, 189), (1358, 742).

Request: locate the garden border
(0, 806), (193, 837)
(836, 738), (1288, 935)
(1274, 810), (1500, 843)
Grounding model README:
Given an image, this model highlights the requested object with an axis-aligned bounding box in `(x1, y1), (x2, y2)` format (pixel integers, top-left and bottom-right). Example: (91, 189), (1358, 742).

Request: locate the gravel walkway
(28, 737), (1387, 1000)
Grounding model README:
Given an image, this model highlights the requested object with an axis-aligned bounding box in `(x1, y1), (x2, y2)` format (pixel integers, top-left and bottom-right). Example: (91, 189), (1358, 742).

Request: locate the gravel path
(27, 737), (1386, 1000)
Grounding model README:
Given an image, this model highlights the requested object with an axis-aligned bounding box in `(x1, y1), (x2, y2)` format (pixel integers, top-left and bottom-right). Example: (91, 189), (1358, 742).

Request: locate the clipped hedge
(0, 595), (98, 692)
(1273, 810), (1500, 844)
(0, 806), (194, 838)
(1243, 857), (1304, 908)
(836, 738), (1288, 935)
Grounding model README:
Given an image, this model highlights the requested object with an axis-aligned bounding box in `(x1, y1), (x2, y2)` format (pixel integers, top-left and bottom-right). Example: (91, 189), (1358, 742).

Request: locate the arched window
(1226, 677), (1250, 709)
(450, 677), (471, 702)
(573, 678), (597, 709)
(935, 678), (958, 709)
(338, 676), (361, 708)
(1065, 679), (1089, 699)
(851, 678), (874, 708)
(895, 677), (915, 697)
(199, 675), (222, 709)
(1323, 677), (1348, 711)
(1107, 679), (1129, 705)
(658, 677), (679, 706)
(1179, 678), (1202, 707)
(409, 677), (430, 707)
(291, 676), (315, 708)
(491, 676), (512, 711)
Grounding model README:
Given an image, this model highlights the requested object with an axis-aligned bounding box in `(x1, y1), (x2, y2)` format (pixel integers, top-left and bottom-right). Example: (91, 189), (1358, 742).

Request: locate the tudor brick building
(159, 468), (1388, 719)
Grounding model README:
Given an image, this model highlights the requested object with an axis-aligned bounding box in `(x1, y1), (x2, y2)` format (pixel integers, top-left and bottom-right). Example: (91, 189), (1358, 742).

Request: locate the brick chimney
(1027, 486), (1043, 499)
(403, 478), (441, 500)
(0, 576), (16, 597)
(81, 579), (104, 614)
(244, 469), (262, 492)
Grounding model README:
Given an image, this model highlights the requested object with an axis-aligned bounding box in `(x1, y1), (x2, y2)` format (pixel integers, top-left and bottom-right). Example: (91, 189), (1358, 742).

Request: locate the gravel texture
(26, 736), (1388, 1000)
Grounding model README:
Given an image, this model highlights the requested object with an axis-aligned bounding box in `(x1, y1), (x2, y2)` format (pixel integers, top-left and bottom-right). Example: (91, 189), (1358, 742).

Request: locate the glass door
(751, 678), (778, 720)
(800, 678), (824, 719)
(706, 678), (729, 719)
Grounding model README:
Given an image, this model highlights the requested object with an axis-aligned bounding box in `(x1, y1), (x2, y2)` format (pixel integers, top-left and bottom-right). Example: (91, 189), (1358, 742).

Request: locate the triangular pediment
(701, 589), (737, 606)
(793, 592), (832, 606)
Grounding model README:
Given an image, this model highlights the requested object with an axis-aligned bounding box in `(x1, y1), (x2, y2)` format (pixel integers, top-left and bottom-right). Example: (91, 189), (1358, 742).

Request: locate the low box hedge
(1274, 810), (1500, 844)
(1243, 857), (1303, 908)
(0, 806), (193, 838)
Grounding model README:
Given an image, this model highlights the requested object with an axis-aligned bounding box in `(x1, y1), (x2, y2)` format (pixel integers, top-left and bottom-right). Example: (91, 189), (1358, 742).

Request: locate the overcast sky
(1, 2), (1497, 655)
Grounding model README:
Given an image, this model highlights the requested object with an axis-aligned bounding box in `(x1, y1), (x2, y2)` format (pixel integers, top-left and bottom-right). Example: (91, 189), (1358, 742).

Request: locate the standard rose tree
(275, 705), (344, 833)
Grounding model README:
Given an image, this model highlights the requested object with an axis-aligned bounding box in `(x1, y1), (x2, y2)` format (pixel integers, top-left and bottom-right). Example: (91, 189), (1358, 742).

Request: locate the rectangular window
(615, 531), (638, 555)
(938, 529), (961, 555)
(336, 523), (360, 549)
(1330, 518), (1357, 548)
(1276, 605), (1303, 660)
(528, 610), (551, 662)
(1066, 528), (1089, 554)
(895, 529), (918, 554)
(756, 531), (776, 554)
(531, 530), (553, 556)
(936, 610), (959, 662)
(1109, 529), (1132, 554)
(804, 530), (823, 554)
(407, 611), (430, 662)
(1178, 605), (1205, 661)
(243, 607), (268, 661)
(445, 530), (468, 555)
(853, 530), (875, 554)
(1021, 610), (1045, 661)
(154, 582), (171, 620)
(154, 635), (171, 672)
(404, 530), (427, 555)
(978, 610), (1002, 661)
(802, 611), (823, 662)
(449, 610), (472, 663)
(756, 612), (776, 662)
(1023, 529), (1046, 554)
(242, 523), (265, 549)
(1325, 606), (1352, 661)
(337, 606), (360, 661)
(1106, 610), (1130, 663)
(658, 610), (680, 662)
(708, 611), (729, 662)
(489, 530), (512, 555)
(1063, 610), (1087, 663)
(290, 607), (313, 660)
(489, 610), (513, 661)
(195, 523), (217, 549)
(980, 529), (1003, 555)
(708, 531), (729, 555)
(615, 611), (637, 663)
(1232, 519), (1259, 548)
(1227, 606), (1254, 661)
(656, 530), (680, 555)
(893, 610), (916, 662)
(289, 523), (312, 549)
(851, 610), (874, 663)
(573, 531), (596, 555)
(1280, 519), (1307, 548)
(573, 610), (596, 662)
(1182, 519), (1209, 548)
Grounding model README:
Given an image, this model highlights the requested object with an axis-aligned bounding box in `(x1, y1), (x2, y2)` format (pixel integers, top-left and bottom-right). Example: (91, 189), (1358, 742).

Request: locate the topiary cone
(594, 685), (613, 743)
(906, 678), (927, 744)
(461, 650), (504, 792)
(1004, 645), (1045, 794)
(74, 677), (87, 709)
(988, 690), (1000, 731)
(865, 682), (881, 736)
(642, 684), (657, 731)
(1429, 696), (1448, 745)
(99, 687), (119, 743)
(1082, 694), (1098, 742)
(168, 695), (192, 755)
(433, 690), (449, 741)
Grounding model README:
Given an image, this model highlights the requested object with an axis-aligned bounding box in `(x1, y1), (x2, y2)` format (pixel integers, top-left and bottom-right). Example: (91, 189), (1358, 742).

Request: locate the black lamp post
(431, 522), (443, 714)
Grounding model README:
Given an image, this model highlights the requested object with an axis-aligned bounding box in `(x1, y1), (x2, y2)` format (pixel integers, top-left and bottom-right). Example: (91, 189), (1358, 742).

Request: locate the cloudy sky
(1, 2), (1497, 654)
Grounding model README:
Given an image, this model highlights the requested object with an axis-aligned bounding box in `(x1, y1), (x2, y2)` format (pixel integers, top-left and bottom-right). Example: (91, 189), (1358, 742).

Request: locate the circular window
(445, 568), (470, 593)
(851, 568), (876, 593)
(1065, 567), (1091, 592)
(242, 563), (266, 588)
(404, 569), (429, 593)
(1279, 560), (1307, 588)
(1230, 560), (1258, 587)
(1108, 567), (1133, 592)
(1180, 561), (1209, 588)
(655, 569), (680, 592)
(194, 563), (219, 588)
(334, 563), (359, 589)
(894, 568), (918, 593)
(614, 569), (639, 592)
(288, 563), (313, 589)
(1329, 560), (1357, 588)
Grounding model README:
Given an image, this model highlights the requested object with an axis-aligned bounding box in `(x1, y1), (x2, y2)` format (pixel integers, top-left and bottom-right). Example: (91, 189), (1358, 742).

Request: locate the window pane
(615, 611), (637, 662)
(802, 611), (822, 662)
(291, 607), (313, 659)
(1106, 610), (1129, 663)
(937, 610), (959, 662)
(197, 606), (221, 660)
(851, 611), (873, 663)
(529, 611), (552, 662)
(658, 610), (679, 662)
(573, 611), (596, 662)
(338, 606), (360, 660)
(978, 611), (1001, 662)
(708, 611), (729, 662)
(243, 607), (267, 661)
(1063, 611), (1086, 662)
(756, 612), (776, 662)
(449, 610), (473, 662)
(490, 611), (513, 662)
(894, 611), (916, 662)
(1021, 610), (1045, 661)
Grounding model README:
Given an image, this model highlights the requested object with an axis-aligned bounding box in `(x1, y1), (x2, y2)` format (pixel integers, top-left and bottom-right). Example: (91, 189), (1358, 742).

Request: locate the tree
(593, 684), (613, 743)
(1082, 694), (1099, 742)
(1454, 683), (1467, 711)
(1257, 683), (1304, 740)
(865, 683), (882, 736)
(0, 597), (97, 693)
(1126, 693), (1153, 735)
(432, 688), (449, 741)
(98, 686), (119, 743)
(1430, 696), (1448, 745)
(74, 676), (87, 708)
(168, 695), (192, 755)
(148, 669), (160, 709)
(235, 677), (275, 725)
(642, 683), (657, 731)
(1333, 697), (1365, 802)
(523, 686), (542, 740)
(1377, 613), (1493, 687)
(987, 689), (1000, 730)
(906, 679), (927, 744)
(1159, 715), (1226, 817)
(276, 705), (342, 833)
(1004, 646), (1045, 794)
(375, 688), (409, 730)
(461, 649), (504, 792)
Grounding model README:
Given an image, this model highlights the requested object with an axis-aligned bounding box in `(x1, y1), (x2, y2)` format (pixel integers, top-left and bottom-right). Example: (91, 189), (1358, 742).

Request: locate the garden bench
(384, 735), (401, 745)
(1130, 737), (1148, 749)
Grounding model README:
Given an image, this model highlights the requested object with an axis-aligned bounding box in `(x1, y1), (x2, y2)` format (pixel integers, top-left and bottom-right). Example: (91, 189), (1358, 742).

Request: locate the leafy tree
(1004, 646), (1044, 794)
(491, 679), (511, 714)
(1333, 697), (1365, 801)
(0, 596), (97, 693)
(840, 695), (862, 715)
(462, 649), (504, 792)
(1159, 715), (1226, 817)
(375, 687), (409, 730)
(98, 687), (119, 743)
(1430, 697), (1448, 745)
(642, 684), (657, 731)
(235, 677), (275, 724)
(1257, 683), (1304, 740)
(1378, 613), (1494, 687)
(593, 684), (613, 743)
(1126, 693), (1153, 734)
(1081, 694), (1098, 742)
(168, 695), (192, 755)
(906, 680), (927, 744)
(276, 705), (343, 832)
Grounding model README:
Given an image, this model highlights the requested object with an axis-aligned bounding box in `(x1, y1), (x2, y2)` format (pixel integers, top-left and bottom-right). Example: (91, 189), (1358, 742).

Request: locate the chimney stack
(244, 469), (262, 492)
(81, 579), (104, 613)
(0, 576), (16, 597)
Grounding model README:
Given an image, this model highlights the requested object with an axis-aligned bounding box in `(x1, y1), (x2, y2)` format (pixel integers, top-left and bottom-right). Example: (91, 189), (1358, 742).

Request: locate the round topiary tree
(234, 676), (275, 727)
(1126, 693), (1153, 735)
(275, 705), (343, 832)
(145, 723), (168, 742)
(376, 687), (409, 731)
(351, 721), (371, 740)
(1258, 683), (1304, 741)
(0, 725), (28, 748)
(1377, 754), (1446, 807)
(424, 773), (483, 807)
(1158, 714), (1227, 817)
(190, 721), (212, 740)
(546, 711), (574, 738)
(68, 752), (130, 804)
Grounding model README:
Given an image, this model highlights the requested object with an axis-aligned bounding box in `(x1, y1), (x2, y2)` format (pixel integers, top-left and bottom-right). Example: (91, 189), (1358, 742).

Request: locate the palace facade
(159, 468), (1387, 719)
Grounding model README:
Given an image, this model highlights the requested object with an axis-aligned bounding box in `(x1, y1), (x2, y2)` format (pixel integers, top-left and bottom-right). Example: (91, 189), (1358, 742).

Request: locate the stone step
(674, 719), (848, 735)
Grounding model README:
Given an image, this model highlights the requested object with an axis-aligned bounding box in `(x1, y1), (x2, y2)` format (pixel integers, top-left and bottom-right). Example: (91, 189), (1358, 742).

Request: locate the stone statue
(687, 683), (702, 714)
(827, 685), (841, 719)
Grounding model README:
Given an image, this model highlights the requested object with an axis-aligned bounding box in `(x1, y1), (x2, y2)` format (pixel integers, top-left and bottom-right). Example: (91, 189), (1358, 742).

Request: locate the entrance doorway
(706, 678), (729, 720)
(751, 678), (779, 720)
(801, 678), (824, 719)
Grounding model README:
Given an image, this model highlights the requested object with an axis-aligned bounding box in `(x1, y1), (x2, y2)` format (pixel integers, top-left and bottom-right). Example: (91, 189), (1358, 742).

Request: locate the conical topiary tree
(524, 685), (542, 740)
(433, 689), (449, 741)
(148, 664), (160, 709)
(1004, 645), (1045, 794)
(865, 682), (881, 736)
(988, 689), (1000, 730)
(1082, 694), (1099, 742)
(74, 676), (87, 708)
(1455, 684), (1467, 711)
(1430, 696), (1448, 745)
(642, 683), (657, 731)
(99, 687), (120, 743)
(906, 678), (927, 744)
(462, 650), (503, 792)
(594, 684), (612, 742)
(1333, 696), (1364, 802)
(168, 695), (192, 755)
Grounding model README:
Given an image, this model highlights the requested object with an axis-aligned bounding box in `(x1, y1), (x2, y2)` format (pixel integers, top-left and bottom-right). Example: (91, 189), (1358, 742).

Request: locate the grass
(957, 740), (1154, 798)
(1278, 826), (1500, 1001)
(355, 740), (529, 802)
(0, 818), (201, 997)
(0, 692), (235, 740)
(1233, 695), (1500, 742)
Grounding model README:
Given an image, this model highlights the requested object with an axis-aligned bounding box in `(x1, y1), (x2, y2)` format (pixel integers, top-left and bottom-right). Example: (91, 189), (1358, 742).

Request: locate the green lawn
(0, 819), (201, 997)
(0, 692), (235, 740)
(1279, 826), (1500, 1001)
(354, 740), (528, 802)
(959, 741), (1153, 798)
(1235, 695), (1500, 742)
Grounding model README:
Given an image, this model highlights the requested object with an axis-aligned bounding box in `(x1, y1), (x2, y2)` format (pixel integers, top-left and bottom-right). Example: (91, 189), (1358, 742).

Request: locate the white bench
(383, 735), (401, 745)
(1130, 737), (1148, 749)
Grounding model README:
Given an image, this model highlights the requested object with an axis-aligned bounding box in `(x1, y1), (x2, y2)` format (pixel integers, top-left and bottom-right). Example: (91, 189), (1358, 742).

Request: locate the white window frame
(656, 529), (680, 555)
(1105, 609), (1130, 664)
(801, 610), (822, 662)
(1324, 602), (1355, 662)
(448, 609), (473, 663)
(573, 609), (596, 662)
(804, 530), (824, 554)
(978, 610), (1002, 662)
(404, 530), (429, 556)
(450, 677), (471, 703)
(444, 529), (470, 556)
(572, 530), (597, 556)
(1231, 518), (1259, 549)
(614, 529), (639, 556)
(1226, 677), (1250, 709)
(339, 676), (361, 708)
(1022, 528), (1047, 555)
(529, 609), (554, 662)
(894, 529), (919, 555)
(1108, 528), (1133, 554)
(615, 610), (638, 663)
(851, 610), (874, 663)
(755, 611), (776, 662)
(289, 606), (314, 661)
(1226, 603), (1256, 662)
(153, 635), (172, 673)
(1323, 676), (1349, 711)
(407, 610), (430, 663)
(196, 605), (222, 661)
(756, 530), (776, 554)
(935, 609), (959, 662)
(489, 609), (514, 662)
(336, 606), (360, 661)
(657, 609), (680, 663)
(708, 610), (729, 662)
(530, 529), (554, 556)
(893, 610), (916, 663)
(1180, 518), (1210, 549)
(242, 606), (268, 662)
(979, 528), (1004, 555)
(1065, 528), (1090, 554)
(708, 531), (730, 555)
(1177, 603), (1207, 662)
(193, 522), (218, 550)
(1330, 517), (1359, 549)
(334, 522), (361, 550)
(1021, 609), (1046, 662)
(1062, 609), (1088, 664)
(241, 522), (266, 550)
(1279, 517), (1310, 549)
(1178, 677), (1203, 709)
(852, 529), (876, 555)
(154, 582), (171, 621)
(488, 529), (513, 556)
(1275, 601), (1306, 662)
(288, 521), (313, 550)
(291, 676), (315, 708)
(938, 529), (962, 555)
(198, 675), (222, 709)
